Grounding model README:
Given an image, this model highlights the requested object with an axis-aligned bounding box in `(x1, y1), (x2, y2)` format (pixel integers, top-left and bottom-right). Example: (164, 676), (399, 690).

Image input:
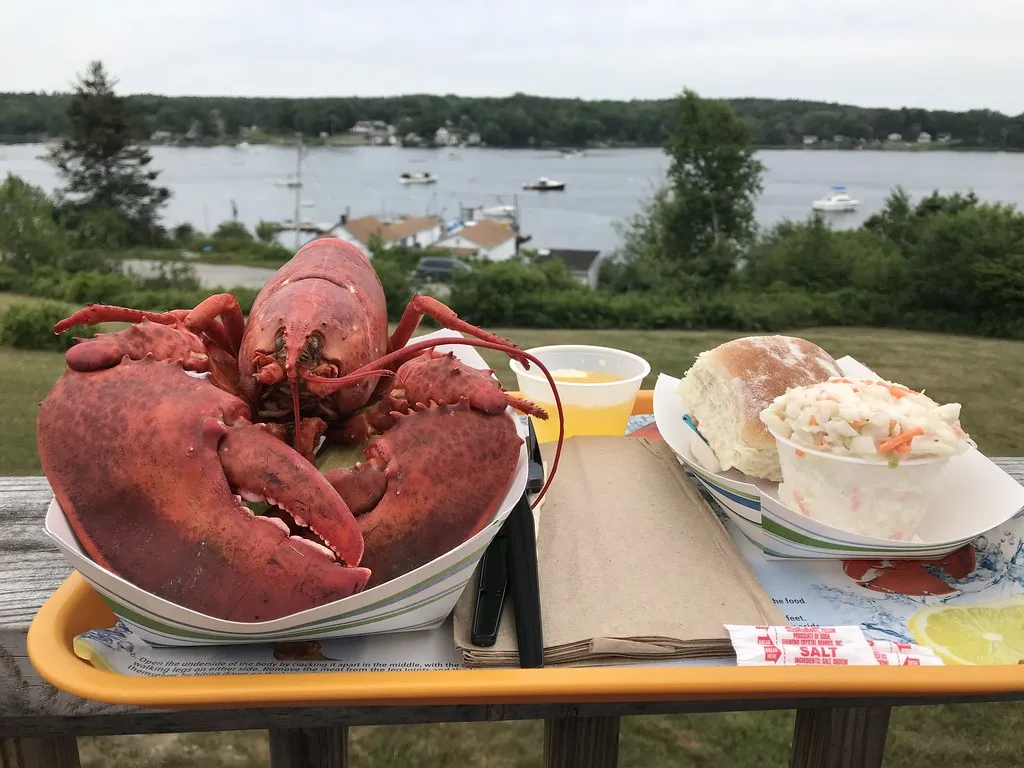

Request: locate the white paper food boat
(653, 355), (1024, 561)
(44, 329), (528, 647)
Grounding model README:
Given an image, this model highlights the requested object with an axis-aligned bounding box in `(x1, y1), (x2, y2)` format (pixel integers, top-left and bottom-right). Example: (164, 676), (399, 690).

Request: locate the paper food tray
(42, 328), (529, 647)
(653, 355), (1024, 561)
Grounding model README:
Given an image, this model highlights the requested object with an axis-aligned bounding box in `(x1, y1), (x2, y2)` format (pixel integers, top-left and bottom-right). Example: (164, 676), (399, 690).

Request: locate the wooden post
(790, 706), (891, 768)
(0, 737), (81, 768)
(543, 715), (620, 768)
(268, 727), (348, 768)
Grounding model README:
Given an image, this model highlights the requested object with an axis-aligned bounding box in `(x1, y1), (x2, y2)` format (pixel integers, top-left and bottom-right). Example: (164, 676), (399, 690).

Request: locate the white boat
(811, 186), (860, 212)
(522, 176), (566, 191)
(480, 204), (517, 218)
(400, 171), (437, 185)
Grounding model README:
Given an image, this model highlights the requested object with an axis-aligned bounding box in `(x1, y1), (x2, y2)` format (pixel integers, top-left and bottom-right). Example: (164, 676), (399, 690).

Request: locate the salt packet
(867, 639), (943, 665)
(725, 624), (879, 666)
(873, 651), (944, 666)
(867, 639), (937, 656)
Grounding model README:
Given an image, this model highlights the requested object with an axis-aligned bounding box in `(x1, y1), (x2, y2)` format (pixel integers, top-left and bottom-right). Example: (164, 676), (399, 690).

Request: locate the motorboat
(523, 177), (566, 191)
(811, 186), (860, 212)
(480, 204), (517, 218)
(400, 171), (438, 185)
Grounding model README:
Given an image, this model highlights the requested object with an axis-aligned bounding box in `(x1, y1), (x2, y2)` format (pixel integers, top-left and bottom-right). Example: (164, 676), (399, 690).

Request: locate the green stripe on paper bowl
(96, 554), (482, 643)
(82, 537), (493, 640)
(292, 539), (493, 628)
(760, 516), (906, 553)
(761, 516), (974, 555)
(115, 577), (473, 645)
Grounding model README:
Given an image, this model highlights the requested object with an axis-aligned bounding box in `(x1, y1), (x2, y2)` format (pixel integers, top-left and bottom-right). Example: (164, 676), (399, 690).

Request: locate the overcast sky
(4, 0), (1023, 114)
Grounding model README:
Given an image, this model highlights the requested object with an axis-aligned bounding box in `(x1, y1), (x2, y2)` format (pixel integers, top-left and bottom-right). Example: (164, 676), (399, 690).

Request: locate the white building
(435, 219), (517, 261)
(334, 215), (445, 256)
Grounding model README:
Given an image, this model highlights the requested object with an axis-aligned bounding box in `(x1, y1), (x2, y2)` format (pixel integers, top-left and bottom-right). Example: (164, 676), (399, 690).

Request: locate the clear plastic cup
(769, 429), (952, 541)
(509, 345), (650, 443)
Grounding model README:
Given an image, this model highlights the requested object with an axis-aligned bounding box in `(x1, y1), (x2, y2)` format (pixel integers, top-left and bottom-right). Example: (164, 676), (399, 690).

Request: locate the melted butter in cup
(510, 346), (651, 442)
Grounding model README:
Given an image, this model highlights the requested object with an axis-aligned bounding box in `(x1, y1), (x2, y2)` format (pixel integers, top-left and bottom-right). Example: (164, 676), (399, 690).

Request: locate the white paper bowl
(41, 329), (529, 647)
(771, 428), (952, 542)
(653, 355), (1024, 561)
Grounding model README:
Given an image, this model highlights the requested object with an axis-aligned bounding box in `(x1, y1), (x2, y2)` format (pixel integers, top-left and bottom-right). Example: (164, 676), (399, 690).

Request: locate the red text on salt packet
(724, 625), (879, 666)
(873, 651), (944, 666)
(867, 639), (938, 657)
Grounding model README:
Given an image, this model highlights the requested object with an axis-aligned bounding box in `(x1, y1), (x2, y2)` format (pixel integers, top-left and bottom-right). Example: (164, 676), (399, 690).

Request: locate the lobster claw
(37, 356), (369, 622)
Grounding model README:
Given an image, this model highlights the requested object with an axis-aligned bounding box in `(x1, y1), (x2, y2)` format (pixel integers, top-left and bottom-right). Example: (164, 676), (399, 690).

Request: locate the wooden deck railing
(3, 464), (1023, 767)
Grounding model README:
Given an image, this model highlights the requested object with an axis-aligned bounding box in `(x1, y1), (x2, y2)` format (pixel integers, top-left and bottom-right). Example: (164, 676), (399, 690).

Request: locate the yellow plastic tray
(26, 389), (1024, 708)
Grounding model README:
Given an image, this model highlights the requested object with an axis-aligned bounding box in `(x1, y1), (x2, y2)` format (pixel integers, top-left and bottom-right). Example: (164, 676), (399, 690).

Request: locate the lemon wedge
(907, 597), (1024, 665)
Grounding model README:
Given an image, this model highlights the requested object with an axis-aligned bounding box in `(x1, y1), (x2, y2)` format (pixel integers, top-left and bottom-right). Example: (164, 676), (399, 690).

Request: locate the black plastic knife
(470, 417), (545, 667)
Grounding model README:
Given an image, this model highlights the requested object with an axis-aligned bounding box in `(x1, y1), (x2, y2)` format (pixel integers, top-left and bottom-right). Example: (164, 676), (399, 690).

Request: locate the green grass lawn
(7, 301), (1024, 765)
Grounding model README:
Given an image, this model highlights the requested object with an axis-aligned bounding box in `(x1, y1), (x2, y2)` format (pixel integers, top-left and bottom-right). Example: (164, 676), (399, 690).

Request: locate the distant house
(802, 135), (818, 145)
(533, 248), (603, 290)
(436, 219), (517, 261)
(937, 132), (953, 143)
(434, 127), (452, 147)
(917, 132), (932, 143)
(887, 132), (903, 142)
(467, 132), (482, 146)
(334, 215), (445, 256)
(349, 120), (393, 145)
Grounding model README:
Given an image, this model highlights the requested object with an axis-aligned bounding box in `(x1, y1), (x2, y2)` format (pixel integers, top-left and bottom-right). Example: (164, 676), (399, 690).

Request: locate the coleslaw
(759, 377), (971, 467)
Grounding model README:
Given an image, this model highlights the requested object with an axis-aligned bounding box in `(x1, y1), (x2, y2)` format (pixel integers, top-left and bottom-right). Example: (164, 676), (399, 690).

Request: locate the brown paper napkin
(452, 436), (785, 668)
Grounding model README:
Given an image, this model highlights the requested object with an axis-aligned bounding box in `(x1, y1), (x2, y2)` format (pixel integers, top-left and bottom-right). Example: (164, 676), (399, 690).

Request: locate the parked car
(414, 256), (473, 281)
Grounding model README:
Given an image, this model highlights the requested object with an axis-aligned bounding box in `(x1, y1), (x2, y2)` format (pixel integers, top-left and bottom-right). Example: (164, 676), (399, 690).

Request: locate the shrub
(0, 300), (95, 351)
(61, 271), (136, 305)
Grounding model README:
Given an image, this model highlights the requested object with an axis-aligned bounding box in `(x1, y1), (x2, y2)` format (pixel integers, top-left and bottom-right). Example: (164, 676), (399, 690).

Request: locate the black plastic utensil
(470, 417), (545, 666)
(505, 490), (544, 667)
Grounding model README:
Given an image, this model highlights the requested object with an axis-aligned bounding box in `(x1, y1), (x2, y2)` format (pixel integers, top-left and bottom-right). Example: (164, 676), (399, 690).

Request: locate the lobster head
(37, 356), (370, 622)
(238, 238), (390, 429)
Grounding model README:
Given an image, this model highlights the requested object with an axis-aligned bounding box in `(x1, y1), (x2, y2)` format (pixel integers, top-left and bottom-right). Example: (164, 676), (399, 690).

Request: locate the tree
(45, 60), (171, 247)
(0, 173), (69, 273)
(660, 89), (765, 284)
(605, 88), (764, 294)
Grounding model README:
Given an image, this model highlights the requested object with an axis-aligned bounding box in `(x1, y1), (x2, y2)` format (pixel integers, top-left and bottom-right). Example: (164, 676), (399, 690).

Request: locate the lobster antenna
(304, 338), (565, 508)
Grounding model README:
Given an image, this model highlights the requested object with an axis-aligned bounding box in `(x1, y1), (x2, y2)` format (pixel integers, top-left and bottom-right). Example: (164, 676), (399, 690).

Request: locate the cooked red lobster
(37, 238), (564, 622)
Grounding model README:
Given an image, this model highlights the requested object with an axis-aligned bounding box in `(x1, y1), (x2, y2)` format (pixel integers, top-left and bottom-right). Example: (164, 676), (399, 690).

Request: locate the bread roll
(677, 335), (842, 481)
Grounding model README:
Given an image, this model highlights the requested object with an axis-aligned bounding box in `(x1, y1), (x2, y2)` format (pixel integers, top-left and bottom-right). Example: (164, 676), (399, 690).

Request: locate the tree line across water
(3, 85), (1024, 150)
(2, 61), (1023, 353)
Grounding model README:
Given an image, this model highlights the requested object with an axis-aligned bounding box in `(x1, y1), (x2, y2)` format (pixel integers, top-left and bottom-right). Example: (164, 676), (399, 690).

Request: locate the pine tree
(46, 60), (170, 246)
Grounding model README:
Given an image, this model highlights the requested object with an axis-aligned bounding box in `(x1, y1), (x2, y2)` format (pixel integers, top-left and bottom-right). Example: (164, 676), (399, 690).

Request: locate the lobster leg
(183, 293), (246, 357)
(263, 417), (328, 464)
(53, 305), (188, 335)
(387, 294), (527, 365)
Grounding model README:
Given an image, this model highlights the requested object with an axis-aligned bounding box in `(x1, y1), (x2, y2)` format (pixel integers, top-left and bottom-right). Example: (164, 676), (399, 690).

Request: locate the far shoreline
(3, 138), (1023, 154)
